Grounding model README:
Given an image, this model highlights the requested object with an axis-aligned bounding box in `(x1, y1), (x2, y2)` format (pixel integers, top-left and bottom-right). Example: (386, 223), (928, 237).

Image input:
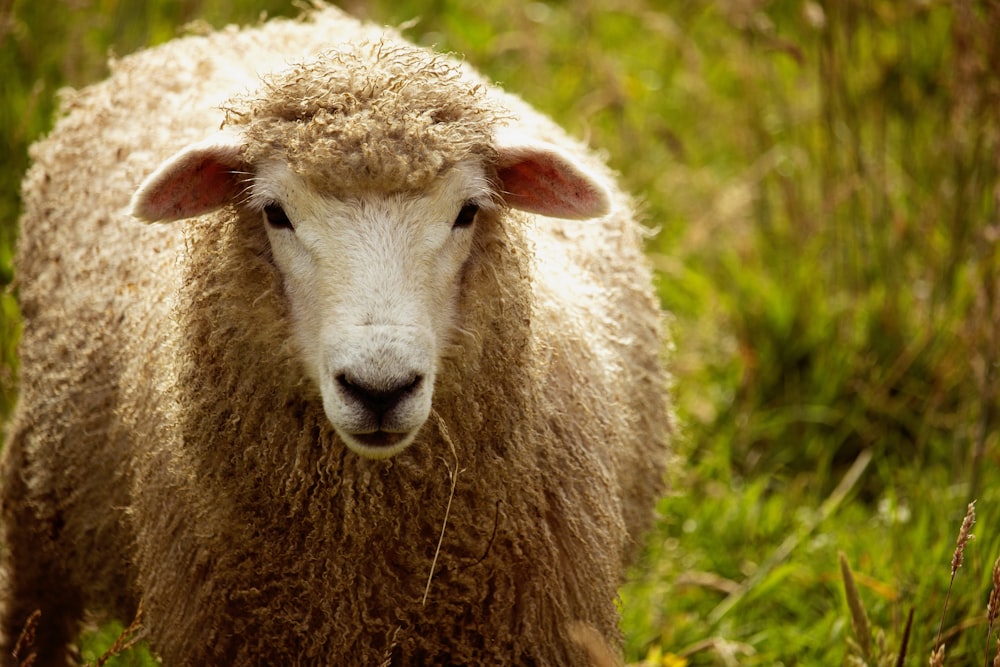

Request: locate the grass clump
(838, 501), (1000, 667)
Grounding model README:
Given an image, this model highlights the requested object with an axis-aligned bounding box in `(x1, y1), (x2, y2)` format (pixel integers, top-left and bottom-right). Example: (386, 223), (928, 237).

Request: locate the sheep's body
(1, 7), (671, 666)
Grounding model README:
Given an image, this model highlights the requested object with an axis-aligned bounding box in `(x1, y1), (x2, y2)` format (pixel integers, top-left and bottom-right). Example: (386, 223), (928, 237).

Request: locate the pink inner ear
(498, 151), (610, 220)
(131, 136), (244, 222)
(145, 158), (238, 220)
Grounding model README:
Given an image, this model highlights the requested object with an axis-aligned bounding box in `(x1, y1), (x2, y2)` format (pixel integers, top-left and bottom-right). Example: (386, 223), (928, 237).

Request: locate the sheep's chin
(338, 429), (419, 459)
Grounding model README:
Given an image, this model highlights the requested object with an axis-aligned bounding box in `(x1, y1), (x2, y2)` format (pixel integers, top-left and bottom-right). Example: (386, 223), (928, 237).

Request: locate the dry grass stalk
(952, 502), (977, 575)
(933, 501), (976, 659)
(377, 626), (403, 667)
(894, 607), (913, 667)
(422, 411), (464, 606)
(986, 557), (1000, 667)
(93, 602), (145, 667)
(11, 609), (40, 667)
(839, 551), (872, 659)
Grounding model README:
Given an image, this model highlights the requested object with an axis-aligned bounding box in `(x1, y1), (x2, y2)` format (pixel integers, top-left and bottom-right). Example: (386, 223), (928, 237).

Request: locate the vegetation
(2, 0), (999, 664)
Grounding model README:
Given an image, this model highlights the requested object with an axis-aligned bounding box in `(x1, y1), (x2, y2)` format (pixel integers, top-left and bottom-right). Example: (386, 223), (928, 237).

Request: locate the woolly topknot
(225, 41), (503, 196)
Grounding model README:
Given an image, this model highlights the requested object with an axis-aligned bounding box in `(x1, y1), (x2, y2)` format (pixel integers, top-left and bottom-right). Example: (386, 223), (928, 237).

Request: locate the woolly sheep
(0, 6), (671, 665)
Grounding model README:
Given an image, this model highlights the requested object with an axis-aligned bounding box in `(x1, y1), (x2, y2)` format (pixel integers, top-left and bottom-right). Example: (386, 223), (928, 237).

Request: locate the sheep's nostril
(336, 373), (423, 420)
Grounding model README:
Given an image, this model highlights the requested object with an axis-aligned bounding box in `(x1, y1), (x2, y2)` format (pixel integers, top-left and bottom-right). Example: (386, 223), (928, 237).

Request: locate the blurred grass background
(3, 0), (1000, 665)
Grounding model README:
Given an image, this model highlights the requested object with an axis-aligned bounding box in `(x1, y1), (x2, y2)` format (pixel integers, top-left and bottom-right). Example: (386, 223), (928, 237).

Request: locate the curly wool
(228, 42), (503, 196)
(0, 5), (672, 666)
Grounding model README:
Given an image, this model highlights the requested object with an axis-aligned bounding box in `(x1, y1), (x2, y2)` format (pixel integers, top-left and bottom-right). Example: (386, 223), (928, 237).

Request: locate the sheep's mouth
(337, 429), (421, 459)
(352, 430), (408, 449)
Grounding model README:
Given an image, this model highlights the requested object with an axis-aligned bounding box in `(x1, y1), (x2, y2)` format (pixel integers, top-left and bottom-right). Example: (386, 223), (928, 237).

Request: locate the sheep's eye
(263, 203), (293, 230)
(453, 203), (479, 229)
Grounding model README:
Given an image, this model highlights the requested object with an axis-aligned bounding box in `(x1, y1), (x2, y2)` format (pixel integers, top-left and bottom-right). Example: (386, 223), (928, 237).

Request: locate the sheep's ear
(130, 131), (245, 222)
(496, 141), (612, 220)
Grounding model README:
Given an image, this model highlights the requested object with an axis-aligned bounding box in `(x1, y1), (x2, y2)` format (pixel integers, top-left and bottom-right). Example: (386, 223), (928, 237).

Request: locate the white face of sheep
(131, 129), (612, 459)
(247, 159), (488, 458)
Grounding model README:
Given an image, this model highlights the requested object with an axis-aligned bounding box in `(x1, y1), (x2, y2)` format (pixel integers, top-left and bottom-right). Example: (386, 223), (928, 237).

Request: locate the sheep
(0, 5), (672, 665)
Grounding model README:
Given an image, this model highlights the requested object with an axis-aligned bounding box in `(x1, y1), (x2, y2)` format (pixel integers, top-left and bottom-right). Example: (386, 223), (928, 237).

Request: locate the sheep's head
(129, 45), (611, 459)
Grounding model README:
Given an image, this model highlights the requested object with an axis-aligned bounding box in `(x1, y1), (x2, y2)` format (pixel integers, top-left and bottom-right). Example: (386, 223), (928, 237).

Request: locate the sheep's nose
(336, 373), (423, 420)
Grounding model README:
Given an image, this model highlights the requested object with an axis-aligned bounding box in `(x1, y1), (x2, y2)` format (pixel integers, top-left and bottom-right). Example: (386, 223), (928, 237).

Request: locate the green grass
(3, 0), (1000, 665)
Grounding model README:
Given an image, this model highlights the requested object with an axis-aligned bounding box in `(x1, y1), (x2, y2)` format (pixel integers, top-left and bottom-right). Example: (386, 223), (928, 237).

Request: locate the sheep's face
(131, 124), (612, 459)
(248, 159), (496, 458)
